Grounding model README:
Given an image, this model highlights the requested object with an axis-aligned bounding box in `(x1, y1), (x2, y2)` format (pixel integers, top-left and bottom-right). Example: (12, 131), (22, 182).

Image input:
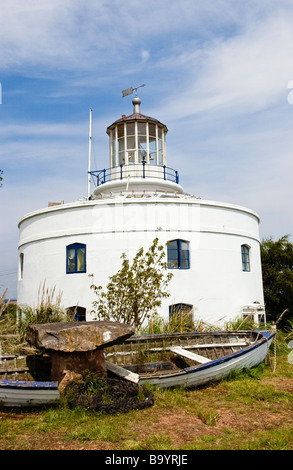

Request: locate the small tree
(261, 235), (293, 327)
(90, 238), (173, 329)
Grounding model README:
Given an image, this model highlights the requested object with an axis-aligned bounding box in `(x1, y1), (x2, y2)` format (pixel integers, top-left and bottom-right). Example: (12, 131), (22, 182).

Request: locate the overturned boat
(105, 330), (275, 388)
(0, 379), (60, 407)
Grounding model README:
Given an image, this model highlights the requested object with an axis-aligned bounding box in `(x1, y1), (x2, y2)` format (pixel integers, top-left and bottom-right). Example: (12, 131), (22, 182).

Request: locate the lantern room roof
(106, 97), (168, 134)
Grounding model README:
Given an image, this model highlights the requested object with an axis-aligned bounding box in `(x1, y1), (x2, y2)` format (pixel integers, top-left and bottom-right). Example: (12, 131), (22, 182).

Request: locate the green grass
(1, 354), (292, 450)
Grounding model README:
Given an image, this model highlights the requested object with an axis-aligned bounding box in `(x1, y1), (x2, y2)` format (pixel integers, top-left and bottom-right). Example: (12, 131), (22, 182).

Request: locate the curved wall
(17, 196), (264, 325)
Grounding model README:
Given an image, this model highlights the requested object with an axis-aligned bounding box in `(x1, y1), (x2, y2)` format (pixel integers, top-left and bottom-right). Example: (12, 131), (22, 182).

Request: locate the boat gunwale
(0, 380), (59, 390)
(123, 329), (258, 343)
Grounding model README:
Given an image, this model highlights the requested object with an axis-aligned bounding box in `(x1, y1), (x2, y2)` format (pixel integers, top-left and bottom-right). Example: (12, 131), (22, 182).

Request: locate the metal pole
(87, 108), (93, 199)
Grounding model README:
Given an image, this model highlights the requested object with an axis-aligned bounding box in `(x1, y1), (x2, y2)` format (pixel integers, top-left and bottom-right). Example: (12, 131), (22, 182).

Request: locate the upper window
(19, 253), (24, 279)
(66, 243), (86, 274)
(167, 240), (190, 269)
(241, 244), (250, 272)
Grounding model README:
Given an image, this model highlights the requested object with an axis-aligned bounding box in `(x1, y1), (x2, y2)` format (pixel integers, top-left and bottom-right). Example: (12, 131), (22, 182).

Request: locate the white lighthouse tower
(17, 91), (266, 325)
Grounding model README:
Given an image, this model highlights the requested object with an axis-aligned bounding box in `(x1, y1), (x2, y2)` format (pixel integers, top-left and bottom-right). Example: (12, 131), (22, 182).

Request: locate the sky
(1, 0), (293, 300)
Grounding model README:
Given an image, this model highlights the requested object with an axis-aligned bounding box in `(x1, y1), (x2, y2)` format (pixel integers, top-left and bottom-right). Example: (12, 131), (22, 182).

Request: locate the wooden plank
(106, 360), (140, 383)
(105, 342), (248, 358)
(170, 346), (212, 364)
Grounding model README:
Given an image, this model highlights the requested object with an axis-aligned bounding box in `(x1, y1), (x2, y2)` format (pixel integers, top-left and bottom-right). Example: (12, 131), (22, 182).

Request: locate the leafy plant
(90, 238), (173, 329)
(261, 235), (293, 327)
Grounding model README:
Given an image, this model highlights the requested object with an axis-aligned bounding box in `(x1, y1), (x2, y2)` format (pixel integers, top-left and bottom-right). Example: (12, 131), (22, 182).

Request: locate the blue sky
(1, 0), (293, 299)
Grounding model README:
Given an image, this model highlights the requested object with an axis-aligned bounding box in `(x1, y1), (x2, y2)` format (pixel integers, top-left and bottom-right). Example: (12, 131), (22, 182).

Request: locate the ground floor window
(67, 306), (86, 322)
(169, 304), (194, 332)
(169, 303), (193, 318)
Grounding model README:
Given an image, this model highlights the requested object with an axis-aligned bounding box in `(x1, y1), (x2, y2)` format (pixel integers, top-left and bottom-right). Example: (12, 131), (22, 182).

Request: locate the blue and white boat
(0, 379), (60, 407)
(106, 330), (275, 389)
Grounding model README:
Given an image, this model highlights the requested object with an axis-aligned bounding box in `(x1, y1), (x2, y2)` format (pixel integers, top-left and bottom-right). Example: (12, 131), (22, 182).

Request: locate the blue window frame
(66, 243), (86, 274)
(241, 244), (250, 272)
(169, 303), (193, 319)
(167, 239), (190, 269)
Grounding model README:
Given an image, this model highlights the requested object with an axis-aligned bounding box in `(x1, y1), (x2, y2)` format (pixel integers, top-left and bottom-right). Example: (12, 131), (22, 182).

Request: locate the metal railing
(89, 163), (179, 187)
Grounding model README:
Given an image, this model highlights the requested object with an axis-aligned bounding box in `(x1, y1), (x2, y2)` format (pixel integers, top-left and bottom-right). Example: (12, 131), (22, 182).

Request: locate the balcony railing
(89, 163), (179, 187)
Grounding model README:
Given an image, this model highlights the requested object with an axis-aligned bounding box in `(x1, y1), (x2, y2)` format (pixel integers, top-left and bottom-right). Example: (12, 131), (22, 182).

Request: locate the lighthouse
(17, 92), (266, 325)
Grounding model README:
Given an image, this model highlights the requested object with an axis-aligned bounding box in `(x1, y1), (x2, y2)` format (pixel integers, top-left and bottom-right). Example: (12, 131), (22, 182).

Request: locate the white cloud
(155, 10), (293, 122)
(140, 50), (150, 63)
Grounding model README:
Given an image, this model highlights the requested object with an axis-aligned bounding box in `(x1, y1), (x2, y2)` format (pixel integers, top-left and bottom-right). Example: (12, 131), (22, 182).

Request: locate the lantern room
(90, 95), (182, 196)
(107, 96), (168, 167)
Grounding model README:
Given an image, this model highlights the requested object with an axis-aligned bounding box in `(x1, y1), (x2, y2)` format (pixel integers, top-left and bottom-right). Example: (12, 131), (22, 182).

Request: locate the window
(169, 303), (193, 319)
(167, 240), (190, 269)
(241, 244), (250, 272)
(66, 243), (86, 274)
(19, 253), (24, 279)
(67, 306), (86, 322)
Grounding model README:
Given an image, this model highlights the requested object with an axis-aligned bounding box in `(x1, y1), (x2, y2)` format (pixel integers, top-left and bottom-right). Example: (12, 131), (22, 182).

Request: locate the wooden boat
(0, 379), (60, 407)
(105, 330), (275, 388)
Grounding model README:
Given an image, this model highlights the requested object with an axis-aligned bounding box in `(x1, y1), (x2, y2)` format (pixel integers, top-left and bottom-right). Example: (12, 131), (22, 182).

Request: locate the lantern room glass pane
(118, 139), (125, 152)
(149, 137), (156, 164)
(138, 135), (147, 162)
(118, 152), (124, 165)
(118, 139), (125, 165)
(149, 123), (156, 137)
(138, 122), (146, 135)
(126, 122), (135, 136)
(111, 135), (116, 167)
(127, 136), (135, 149)
(117, 124), (124, 138)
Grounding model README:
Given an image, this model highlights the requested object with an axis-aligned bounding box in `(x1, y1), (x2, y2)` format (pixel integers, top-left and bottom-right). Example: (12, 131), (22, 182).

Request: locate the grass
(1, 354), (292, 451)
(1, 292), (292, 450)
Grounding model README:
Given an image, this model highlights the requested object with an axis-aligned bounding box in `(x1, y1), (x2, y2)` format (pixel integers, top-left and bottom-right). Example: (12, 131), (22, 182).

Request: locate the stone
(49, 349), (107, 384)
(25, 321), (135, 386)
(57, 370), (83, 393)
(25, 321), (134, 352)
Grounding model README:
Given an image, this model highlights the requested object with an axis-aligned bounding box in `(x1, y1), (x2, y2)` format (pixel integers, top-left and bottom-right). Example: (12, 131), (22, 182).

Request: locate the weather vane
(122, 84), (146, 98)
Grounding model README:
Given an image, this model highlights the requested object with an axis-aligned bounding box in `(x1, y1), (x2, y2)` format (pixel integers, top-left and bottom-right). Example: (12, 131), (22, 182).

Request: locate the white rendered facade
(17, 96), (266, 325)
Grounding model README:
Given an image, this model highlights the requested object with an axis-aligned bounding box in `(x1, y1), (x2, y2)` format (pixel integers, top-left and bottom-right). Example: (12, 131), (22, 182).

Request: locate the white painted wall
(17, 195), (264, 326)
